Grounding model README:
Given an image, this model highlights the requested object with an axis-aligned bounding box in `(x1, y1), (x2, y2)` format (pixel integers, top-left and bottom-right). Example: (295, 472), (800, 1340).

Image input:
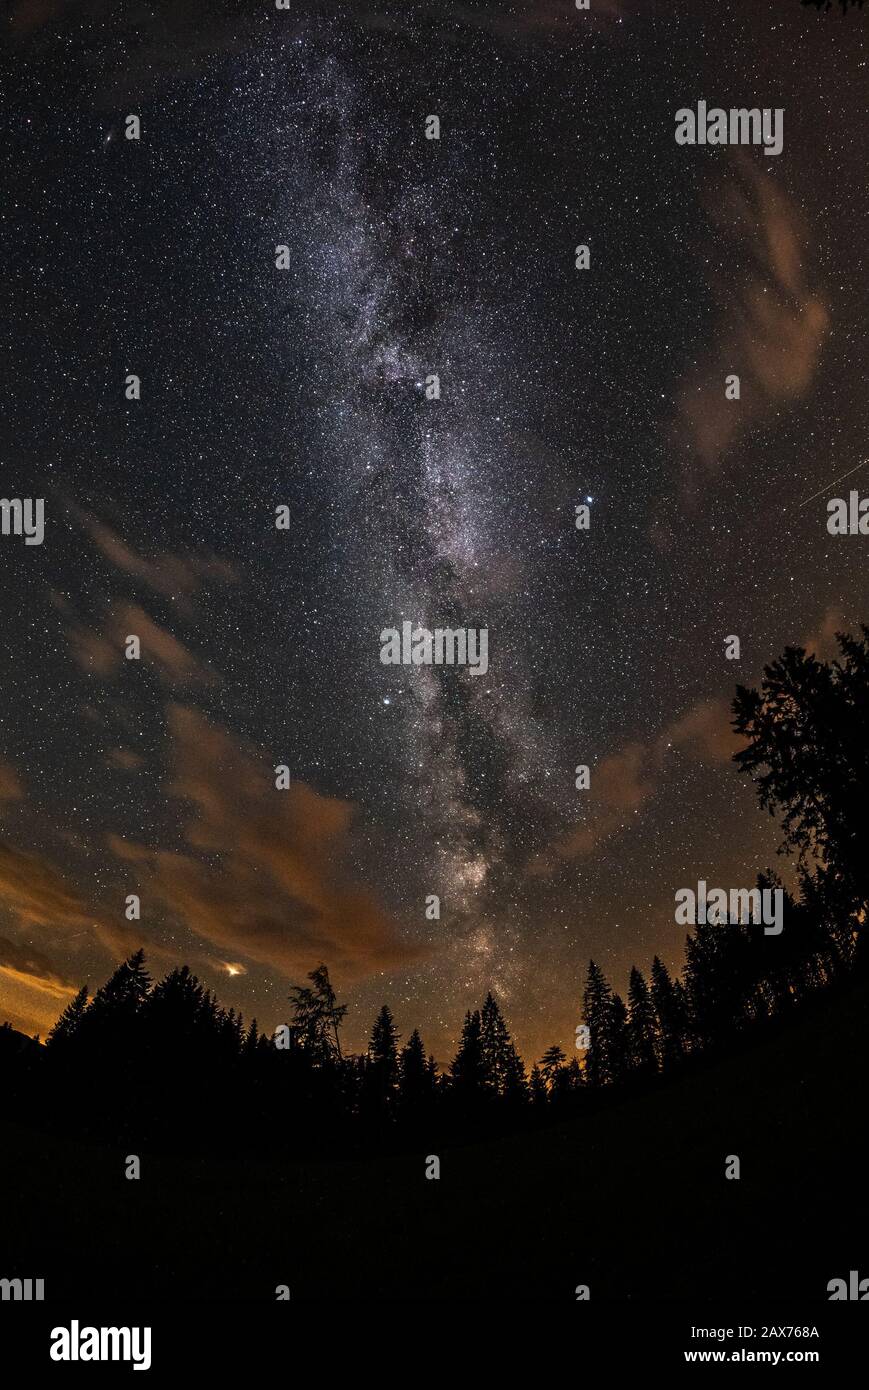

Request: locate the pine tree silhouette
(244, 1019), (260, 1055)
(609, 994), (629, 1085)
(539, 1044), (566, 1094)
(501, 1040), (530, 1109)
(46, 984), (89, 1049)
(479, 992), (526, 1102)
(398, 1027), (430, 1113)
(450, 1010), (485, 1098)
(529, 1063), (548, 1108)
(365, 1003), (400, 1120)
(650, 955), (686, 1067)
(583, 960), (618, 1087)
(288, 964), (347, 1062)
(626, 967), (658, 1076)
(78, 949), (150, 1053)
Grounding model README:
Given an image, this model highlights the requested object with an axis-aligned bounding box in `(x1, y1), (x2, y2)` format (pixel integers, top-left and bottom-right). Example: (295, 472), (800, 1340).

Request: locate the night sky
(1, 0), (866, 1065)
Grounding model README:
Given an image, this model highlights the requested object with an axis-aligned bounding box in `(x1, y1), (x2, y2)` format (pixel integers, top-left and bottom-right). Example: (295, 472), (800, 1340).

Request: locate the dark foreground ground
(1, 981), (866, 1302)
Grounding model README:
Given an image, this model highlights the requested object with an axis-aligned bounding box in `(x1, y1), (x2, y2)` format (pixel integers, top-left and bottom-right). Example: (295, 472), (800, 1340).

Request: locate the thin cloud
(529, 696), (742, 874)
(0, 839), (144, 964)
(107, 705), (425, 983)
(106, 748), (147, 771)
(0, 762), (24, 803)
(0, 841), (96, 932)
(0, 934), (76, 993)
(672, 158), (829, 492)
(72, 508), (236, 616)
(68, 603), (218, 687)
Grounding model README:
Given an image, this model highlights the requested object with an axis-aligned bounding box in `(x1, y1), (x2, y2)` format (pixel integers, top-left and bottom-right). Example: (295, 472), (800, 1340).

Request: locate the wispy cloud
(107, 704), (425, 984)
(0, 762), (24, 803)
(529, 696), (741, 873)
(0, 839), (144, 965)
(0, 934), (76, 995)
(72, 509), (236, 617)
(800, 606), (846, 662)
(672, 158), (829, 492)
(68, 603), (218, 687)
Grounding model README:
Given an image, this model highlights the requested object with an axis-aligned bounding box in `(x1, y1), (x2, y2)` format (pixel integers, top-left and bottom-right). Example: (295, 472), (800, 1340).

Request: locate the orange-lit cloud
(107, 705), (423, 983)
(0, 838), (144, 971)
(8, 0), (66, 34)
(0, 762), (24, 803)
(0, 934), (76, 993)
(529, 696), (742, 873)
(73, 509), (236, 615)
(0, 841), (96, 931)
(665, 696), (742, 766)
(0, 924), (80, 1039)
(801, 606), (845, 662)
(106, 747), (147, 771)
(672, 159), (829, 491)
(529, 739), (663, 872)
(68, 603), (217, 687)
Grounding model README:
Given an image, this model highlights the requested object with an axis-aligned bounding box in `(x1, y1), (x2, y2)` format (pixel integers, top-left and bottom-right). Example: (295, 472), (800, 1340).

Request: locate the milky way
(1, 0), (867, 1063)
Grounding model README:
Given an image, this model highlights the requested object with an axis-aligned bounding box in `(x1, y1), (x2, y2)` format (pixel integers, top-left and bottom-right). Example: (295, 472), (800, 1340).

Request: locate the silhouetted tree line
(1, 629), (867, 1153)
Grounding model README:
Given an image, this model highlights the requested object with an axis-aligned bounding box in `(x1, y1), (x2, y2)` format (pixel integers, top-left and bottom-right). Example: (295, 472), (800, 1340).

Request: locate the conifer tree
(670, 977), (691, 1048)
(539, 1043), (566, 1093)
(399, 1027), (434, 1115)
(288, 964), (347, 1062)
(529, 1063), (547, 1107)
(564, 1057), (583, 1092)
(398, 1027), (424, 1090)
(609, 993), (629, 1085)
(479, 992), (526, 1100)
(367, 1004), (400, 1115)
(650, 955), (685, 1067)
(626, 966), (658, 1076)
(501, 1041), (529, 1107)
(582, 959), (617, 1086)
(80, 949), (150, 1043)
(449, 1010), (485, 1096)
(480, 991), (510, 1094)
(144, 965), (207, 1044)
(46, 984), (89, 1049)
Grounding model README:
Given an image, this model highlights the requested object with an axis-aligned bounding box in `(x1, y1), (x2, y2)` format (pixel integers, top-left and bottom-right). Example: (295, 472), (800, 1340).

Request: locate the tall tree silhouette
(609, 994), (629, 1085)
(501, 1040), (530, 1108)
(288, 964), (347, 1061)
(733, 629), (869, 961)
(626, 967), (658, 1076)
(449, 1009), (485, 1101)
(398, 1027), (434, 1118)
(650, 955), (687, 1066)
(79, 949), (150, 1050)
(365, 1003), (400, 1119)
(683, 924), (725, 1050)
(46, 984), (88, 1050)
(529, 1063), (547, 1108)
(539, 1044), (566, 1094)
(582, 960), (620, 1087)
(480, 992), (526, 1100)
(144, 965), (212, 1050)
